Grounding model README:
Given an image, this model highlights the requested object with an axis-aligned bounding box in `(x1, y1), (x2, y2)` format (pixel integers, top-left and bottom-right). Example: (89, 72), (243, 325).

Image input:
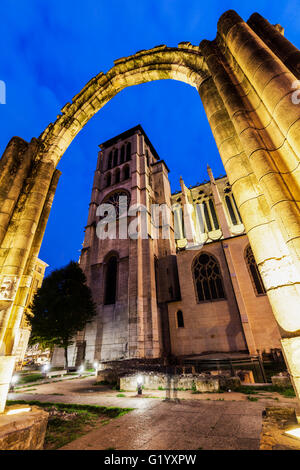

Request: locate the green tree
(26, 261), (97, 368)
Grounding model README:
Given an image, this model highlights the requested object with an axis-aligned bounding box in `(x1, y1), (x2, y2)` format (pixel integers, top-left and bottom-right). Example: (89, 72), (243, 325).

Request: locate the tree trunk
(64, 346), (68, 369)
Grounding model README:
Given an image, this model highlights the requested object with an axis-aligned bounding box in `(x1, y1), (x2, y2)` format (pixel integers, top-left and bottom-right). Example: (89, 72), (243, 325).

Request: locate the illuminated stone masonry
(52, 125), (282, 369)
(1, 10), (300, 413)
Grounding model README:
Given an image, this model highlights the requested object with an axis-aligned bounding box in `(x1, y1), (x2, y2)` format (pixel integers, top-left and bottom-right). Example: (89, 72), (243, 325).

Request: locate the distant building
(13, 258), (48, 369)
(52, 125), (281, 367)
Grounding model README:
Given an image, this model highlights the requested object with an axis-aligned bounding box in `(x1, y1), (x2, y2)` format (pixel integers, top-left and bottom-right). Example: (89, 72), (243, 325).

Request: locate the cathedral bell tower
(77, 125), (177, 365)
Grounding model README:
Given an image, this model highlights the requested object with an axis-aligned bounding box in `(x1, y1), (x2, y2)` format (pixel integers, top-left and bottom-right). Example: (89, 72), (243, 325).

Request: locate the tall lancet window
(120, 145), (125, 164)
(104, 255), (118, 304)
(115, 168), (120, 184)
(113, 149), (118, 167)
(225, 195), (238, 225)
(123, 165), (130, 180)
(245, 245), (266, 295)
(126, 142), (131, 161)
(107, 151), (113, 170)
(203, 201), (212, 232)
(193, 253), (225, 302)
(209, 199), (219, 230)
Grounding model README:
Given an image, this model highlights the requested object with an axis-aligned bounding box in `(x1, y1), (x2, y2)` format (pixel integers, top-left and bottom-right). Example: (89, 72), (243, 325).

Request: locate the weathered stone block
(97, 368), (119, 385)
(271, 375), (292, 388)
(0, 406), (48, 450)
(219, 376), (241, 391)
(194, 377), (219, 392)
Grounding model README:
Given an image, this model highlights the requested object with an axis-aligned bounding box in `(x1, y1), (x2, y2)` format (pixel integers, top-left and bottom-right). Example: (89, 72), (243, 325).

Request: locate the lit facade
(52, 125), (281, 367)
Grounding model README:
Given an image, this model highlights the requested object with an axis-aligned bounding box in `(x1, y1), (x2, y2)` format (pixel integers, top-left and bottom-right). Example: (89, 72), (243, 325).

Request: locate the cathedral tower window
(126, 142), (131, 161)
(146, 150), (150, 167)
(176, 310), (184, 328)
(115, 168), (120, 184)
(106, 172), (111, 187)
(113, 149), (119, 167)
(123, 165), (130, 180)
(107, 151), (113, 170)
(245, 245), (266, 295)
(192, 253), (225, 302)
(104, 254), (118, 305)
(120, 145), (125, 164)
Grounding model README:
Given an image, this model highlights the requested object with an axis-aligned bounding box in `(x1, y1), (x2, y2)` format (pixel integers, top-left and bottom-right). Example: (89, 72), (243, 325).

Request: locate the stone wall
(0, 406), (48, 450)
(168, 241), (248, 356)
(119, 372), (221, 392)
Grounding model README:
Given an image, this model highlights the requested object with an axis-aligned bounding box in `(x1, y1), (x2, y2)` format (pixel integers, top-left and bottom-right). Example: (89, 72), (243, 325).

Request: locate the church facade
(52, 125), (281, 367)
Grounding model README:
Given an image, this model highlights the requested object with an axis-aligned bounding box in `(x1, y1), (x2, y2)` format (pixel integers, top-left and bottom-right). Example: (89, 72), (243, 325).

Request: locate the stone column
(0, 138), (39, 259)
(201, 39), (300, 271)
(200, 19), (300, 400)
(247, 12), (300, 79)
(5, 170), (61, 357)
(217, 11), (300, 189)
(0, 158), (55, 351)
(0, 151), (56, 412)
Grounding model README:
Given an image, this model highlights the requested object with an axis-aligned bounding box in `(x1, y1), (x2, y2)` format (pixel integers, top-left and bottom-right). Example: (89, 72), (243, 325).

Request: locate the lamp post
(42, 364), (50, 377)
(10, 375), (18, 392)
(137, 375), (143, 395)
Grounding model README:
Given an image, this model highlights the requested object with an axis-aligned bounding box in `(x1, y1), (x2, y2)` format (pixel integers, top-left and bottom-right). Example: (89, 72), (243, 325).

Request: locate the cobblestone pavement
(8, 376), (298, 450)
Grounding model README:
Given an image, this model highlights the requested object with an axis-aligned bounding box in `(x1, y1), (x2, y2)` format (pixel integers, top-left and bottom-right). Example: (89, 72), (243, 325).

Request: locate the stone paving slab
(60, 400), (265, 450)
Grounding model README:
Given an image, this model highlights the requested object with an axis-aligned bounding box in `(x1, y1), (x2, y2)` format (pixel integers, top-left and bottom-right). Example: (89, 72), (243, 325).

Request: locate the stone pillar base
(0, 406), (48, 450)
(281, 337), (300, 402)
(0, 356), (15, 413)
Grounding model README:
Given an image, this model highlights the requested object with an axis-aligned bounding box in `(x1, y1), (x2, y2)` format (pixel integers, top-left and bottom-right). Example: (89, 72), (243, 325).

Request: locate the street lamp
(10, 375), (18, 392)
(137, 375), (143, 395)
(42, 364), (50, 376)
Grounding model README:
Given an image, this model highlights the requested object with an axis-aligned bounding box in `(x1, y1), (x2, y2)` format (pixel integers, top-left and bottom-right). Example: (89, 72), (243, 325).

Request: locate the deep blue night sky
(1, 1), (299, 274)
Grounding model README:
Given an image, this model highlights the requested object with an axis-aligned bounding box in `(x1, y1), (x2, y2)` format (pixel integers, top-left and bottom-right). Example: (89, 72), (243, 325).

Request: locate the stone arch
(1, 10), (300, 410)
(39, 43), (208, 167)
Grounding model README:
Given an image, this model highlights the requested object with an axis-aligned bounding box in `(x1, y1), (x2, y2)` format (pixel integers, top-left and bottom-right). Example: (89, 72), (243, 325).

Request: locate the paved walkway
(60, 399), (265, 450)
(8, 376), (298, 450)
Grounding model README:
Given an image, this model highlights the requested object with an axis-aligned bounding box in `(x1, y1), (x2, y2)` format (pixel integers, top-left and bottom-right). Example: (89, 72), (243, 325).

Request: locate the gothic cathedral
(52, 125), (281, 367)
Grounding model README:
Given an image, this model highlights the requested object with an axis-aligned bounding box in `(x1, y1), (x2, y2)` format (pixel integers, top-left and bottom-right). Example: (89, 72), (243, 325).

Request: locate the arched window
(114, 168), (120, 184)
(104, 255), (118, 304)
(106, 172), (111, 187)
(146, 150), (150, 167)
(120, 145), (125, 164)
(113, 149), (118, 167)
(245, 245), (266, 295)
(193, 253), (225, 302)
(225, 195), (238, 225)
(176, 310), (184, 328)
(232, 194), (242, 223)
(107, 151), (113, 170)
(123, 165), (130, 180)
(126, 142), (131, 161)
(203, 201), (212, 232)
(209, 199), (219, 230)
